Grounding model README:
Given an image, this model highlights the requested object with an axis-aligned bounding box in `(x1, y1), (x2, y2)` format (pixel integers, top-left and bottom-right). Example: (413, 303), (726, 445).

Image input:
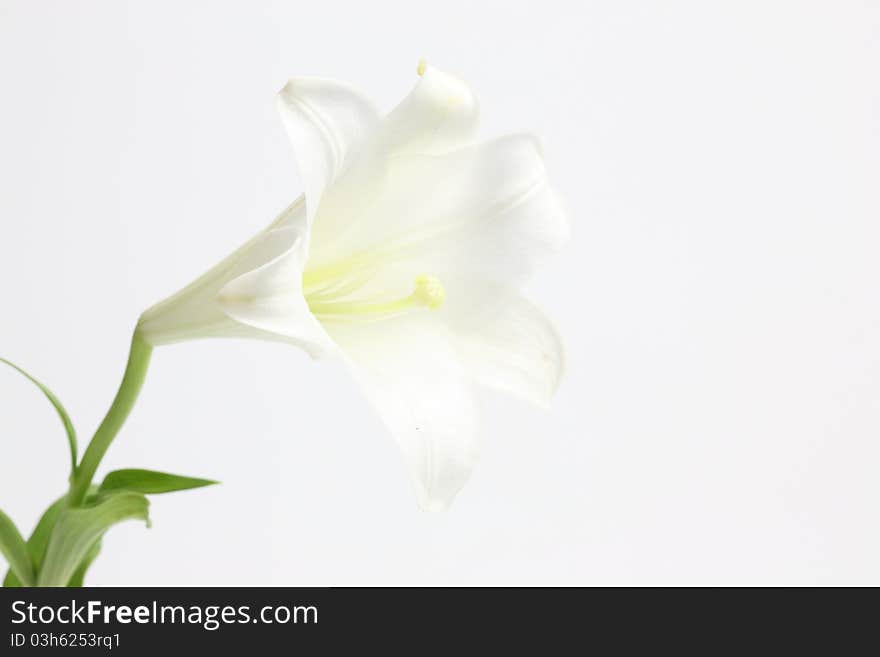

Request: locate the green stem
(68, 332), (153, 506)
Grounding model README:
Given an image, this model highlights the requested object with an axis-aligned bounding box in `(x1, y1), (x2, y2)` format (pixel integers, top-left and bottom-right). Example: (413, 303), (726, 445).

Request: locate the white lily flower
(137, 62), (569, 511)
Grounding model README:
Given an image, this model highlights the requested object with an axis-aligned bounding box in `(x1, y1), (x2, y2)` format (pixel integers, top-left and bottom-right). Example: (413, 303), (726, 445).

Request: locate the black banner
(0, 587), (871, 652)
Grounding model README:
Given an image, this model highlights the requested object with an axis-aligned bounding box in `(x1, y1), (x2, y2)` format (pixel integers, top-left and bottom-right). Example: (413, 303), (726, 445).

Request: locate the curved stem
(68, 332), (153, 506)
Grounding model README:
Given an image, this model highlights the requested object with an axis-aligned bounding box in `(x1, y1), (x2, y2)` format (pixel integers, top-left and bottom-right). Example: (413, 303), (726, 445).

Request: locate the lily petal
(453, 294), (564, 408)
(311, 135), (568, 316)
(217, 227), (336, 359)
(325, 316), (480, 512)
(380, 64), (480, 156)
(138, 201), (310, 346)
(277, 78), (381, 223)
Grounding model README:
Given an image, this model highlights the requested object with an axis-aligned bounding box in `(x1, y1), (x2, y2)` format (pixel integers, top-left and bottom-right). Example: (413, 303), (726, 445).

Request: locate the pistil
(307, 274), (445, 321)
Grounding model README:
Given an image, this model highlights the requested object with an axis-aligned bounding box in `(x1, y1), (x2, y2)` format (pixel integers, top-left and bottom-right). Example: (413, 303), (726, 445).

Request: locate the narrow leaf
(0, 357), (78, 477)
(37, 492), (149, 587)
(0, 509), (35, 587)
(100, 468), (218, 495)
(67, 539), (102, 587)
(63, 488), (123, 587)
(3, 495), (66, 587)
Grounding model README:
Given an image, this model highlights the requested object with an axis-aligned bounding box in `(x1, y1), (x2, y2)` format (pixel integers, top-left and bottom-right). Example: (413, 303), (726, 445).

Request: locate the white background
(1, 1), (878, 585)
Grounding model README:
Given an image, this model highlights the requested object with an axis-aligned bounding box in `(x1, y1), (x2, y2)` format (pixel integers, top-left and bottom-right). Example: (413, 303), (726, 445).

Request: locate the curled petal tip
(416, 487), (457, 512)
(521, 133), (545, 158)
(420, 500), (452, 513)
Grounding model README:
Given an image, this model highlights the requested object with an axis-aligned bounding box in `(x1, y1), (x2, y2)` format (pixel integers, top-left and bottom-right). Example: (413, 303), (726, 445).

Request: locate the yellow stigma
(307, 274), (445, 321)
(412, 274), (445, 309)
(416, 57), (427, 76)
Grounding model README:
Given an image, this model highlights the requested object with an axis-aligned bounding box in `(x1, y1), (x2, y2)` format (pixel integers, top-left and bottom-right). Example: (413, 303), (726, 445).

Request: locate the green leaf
(99, 468), (218, 495)
(3, 495), (66, 587)
(5, 490), (104, 588)
(37, 491), (149, 587)
(67, 539), (102, 587)
(0, 509), (35, 587)
(0, 357), (78, 478)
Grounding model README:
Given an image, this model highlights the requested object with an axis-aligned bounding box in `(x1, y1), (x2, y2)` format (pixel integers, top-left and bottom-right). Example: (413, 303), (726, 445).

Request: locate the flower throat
(306, 274), (446, 322)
